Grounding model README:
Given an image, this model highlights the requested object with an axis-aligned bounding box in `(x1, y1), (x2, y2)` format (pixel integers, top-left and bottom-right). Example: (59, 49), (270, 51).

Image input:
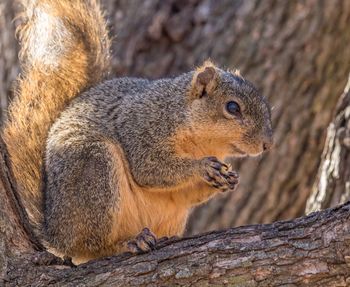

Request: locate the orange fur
(108, 143), (189, 239)
(2, 0), (110, 227)
(173, 121), (245, 160)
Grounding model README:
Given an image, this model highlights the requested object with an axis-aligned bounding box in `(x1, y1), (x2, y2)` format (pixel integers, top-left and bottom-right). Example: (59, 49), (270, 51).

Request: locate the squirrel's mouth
(231, 144), (247, 156)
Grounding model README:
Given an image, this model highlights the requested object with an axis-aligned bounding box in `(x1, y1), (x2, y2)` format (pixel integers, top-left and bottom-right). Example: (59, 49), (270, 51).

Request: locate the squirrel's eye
(226, 101), (241, 115)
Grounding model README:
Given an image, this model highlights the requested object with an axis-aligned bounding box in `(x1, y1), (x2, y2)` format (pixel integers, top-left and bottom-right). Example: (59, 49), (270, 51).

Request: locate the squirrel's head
(174, 61), (273, 160)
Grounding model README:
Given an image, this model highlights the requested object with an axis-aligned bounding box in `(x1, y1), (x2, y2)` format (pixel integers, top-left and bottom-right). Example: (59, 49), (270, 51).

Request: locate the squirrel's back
(3, 0), (110, 227)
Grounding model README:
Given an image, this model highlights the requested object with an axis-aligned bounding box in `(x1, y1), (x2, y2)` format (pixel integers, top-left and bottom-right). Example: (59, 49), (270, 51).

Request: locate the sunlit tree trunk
(306, 75), (350, 213)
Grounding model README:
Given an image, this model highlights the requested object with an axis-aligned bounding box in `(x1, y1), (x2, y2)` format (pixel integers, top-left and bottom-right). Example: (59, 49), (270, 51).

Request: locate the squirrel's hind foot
(31, 251), (76, 268)
(127, 228), (157, 254)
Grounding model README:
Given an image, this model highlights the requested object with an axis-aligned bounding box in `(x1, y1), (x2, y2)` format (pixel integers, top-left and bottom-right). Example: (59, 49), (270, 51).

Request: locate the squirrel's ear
(189, 61), (219, 99)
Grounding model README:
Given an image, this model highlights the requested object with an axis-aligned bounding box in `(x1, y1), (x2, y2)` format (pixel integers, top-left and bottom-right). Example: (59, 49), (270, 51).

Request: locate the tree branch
(4, 202), (350, 286)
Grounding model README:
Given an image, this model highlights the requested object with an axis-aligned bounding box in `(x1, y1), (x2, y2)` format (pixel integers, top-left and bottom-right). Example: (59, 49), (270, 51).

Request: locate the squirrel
(3, 0), (273, 264)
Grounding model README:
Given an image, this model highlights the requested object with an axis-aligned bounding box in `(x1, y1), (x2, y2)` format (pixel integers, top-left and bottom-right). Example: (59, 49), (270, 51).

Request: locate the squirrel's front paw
(127, 228), (157, 254)
(201, 157), (239, 192)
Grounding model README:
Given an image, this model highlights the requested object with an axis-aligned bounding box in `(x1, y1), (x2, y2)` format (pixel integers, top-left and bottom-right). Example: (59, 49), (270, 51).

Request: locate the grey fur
(44, 69), (272, 257)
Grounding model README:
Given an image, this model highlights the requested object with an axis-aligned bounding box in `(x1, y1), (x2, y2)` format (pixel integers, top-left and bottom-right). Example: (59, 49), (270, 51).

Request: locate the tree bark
(306, 75), (350, 213)
(3, 199), (350, 286)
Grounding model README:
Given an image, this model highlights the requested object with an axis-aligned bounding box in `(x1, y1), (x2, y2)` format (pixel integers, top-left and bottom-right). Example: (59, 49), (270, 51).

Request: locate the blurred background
(1, 0), (349, 235)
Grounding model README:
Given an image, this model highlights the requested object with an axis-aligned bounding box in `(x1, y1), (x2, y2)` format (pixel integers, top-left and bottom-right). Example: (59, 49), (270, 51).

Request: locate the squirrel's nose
(262, 137), (274, 151)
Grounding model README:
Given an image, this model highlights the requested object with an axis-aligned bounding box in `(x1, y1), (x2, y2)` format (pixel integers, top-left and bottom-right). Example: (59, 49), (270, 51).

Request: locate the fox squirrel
(3, 0), (273, 264)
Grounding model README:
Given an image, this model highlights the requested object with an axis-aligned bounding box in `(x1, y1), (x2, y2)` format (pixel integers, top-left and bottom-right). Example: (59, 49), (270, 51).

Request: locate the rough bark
(3, 201), (350, 286)
(1, 0), (350, 239)
(306, 75), (350, 213)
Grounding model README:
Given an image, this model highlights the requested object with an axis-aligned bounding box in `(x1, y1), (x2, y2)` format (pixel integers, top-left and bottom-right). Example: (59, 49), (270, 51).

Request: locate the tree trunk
(1, 0), (350, 240)
(306, 75), (350, 213)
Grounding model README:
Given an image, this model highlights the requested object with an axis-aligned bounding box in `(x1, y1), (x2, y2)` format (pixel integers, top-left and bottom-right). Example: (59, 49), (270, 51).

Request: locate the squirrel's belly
(136, 190), (189, 238)
(106, 142), (189, 242)
(110, 184), (189, 241)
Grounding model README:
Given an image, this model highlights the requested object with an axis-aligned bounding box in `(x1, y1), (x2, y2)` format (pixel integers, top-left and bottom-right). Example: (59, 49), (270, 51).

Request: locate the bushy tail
(3, 0), (110, 228)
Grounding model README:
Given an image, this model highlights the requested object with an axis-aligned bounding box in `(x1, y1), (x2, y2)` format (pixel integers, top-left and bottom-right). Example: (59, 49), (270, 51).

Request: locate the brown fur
(3, 0), (110, 226)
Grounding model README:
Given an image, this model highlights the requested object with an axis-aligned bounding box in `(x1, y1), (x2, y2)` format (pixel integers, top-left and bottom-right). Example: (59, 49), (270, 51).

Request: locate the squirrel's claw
(31, 251), (76, 268)
(127, 228), (157, 254)
(202, 157), (239, 192)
